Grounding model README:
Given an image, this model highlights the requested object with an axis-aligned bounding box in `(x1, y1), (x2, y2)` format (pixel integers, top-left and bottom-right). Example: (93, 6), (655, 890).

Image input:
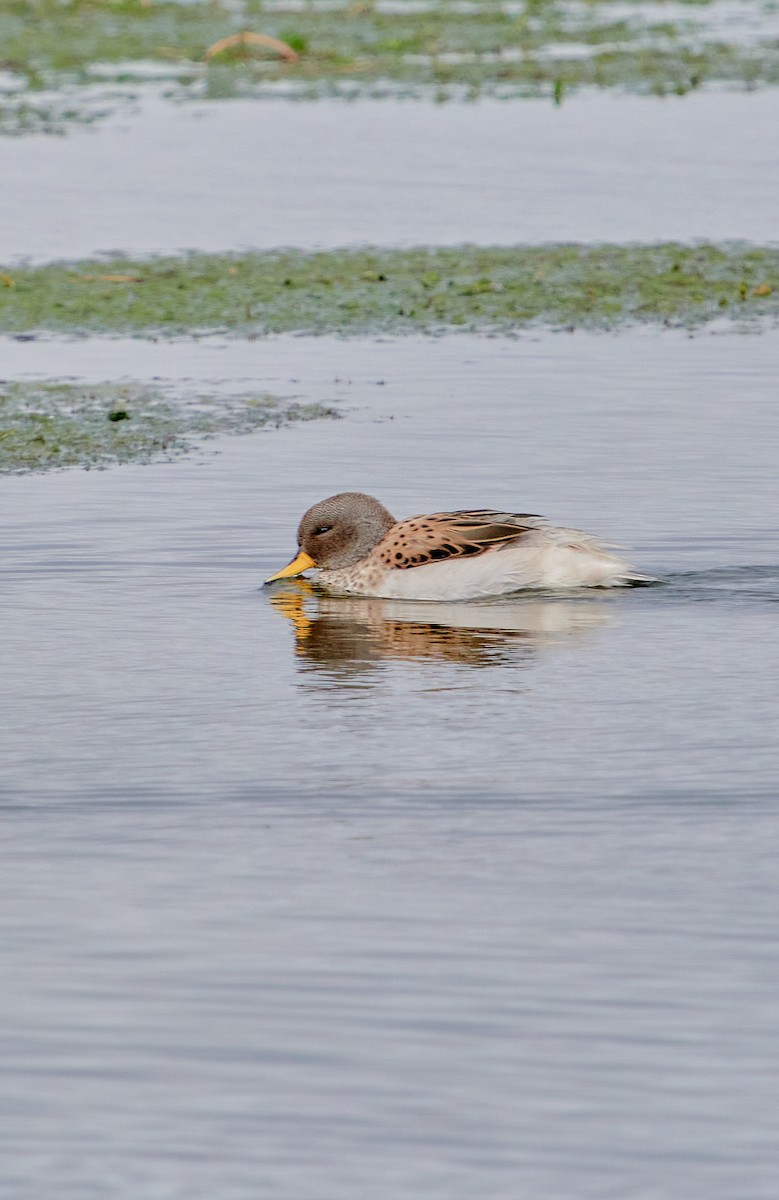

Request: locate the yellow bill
(265, 550), (317, 583)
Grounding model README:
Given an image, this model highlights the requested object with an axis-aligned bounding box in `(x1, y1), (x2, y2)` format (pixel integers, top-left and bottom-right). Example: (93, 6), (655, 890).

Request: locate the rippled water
(2, 329), (778, 1197)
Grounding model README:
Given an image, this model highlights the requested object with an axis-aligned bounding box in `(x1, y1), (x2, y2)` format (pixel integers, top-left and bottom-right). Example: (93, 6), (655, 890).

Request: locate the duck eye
(313, 525), (332, 536)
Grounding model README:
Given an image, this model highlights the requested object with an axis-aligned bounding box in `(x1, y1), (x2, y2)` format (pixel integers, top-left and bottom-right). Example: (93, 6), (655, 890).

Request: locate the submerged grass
(0, 380), (339, 473)
(2, 244), (778, 336)
(0, 0), (777, 124)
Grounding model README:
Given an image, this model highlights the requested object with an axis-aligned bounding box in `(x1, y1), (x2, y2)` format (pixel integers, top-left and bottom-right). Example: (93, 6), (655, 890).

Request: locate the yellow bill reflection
(267, 580), (615, 675)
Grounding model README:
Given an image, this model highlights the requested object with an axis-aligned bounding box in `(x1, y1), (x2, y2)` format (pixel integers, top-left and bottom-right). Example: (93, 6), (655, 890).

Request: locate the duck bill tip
(264, 550), (317, 584)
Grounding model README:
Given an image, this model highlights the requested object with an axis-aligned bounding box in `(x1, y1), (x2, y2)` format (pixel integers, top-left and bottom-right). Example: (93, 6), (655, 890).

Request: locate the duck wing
(375, 510), (548, 570)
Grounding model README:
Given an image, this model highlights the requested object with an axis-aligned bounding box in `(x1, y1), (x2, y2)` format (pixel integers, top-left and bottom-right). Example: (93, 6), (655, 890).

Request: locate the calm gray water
(2, 329), (778, 1198)
(4, 89), (779, 261)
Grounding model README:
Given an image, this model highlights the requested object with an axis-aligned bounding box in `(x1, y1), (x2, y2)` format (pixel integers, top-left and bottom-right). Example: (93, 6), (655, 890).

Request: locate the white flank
(320, 528), (650, 601)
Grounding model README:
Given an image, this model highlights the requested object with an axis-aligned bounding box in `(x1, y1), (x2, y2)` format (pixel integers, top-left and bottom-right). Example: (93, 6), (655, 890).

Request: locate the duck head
(265, 492), (396, 580)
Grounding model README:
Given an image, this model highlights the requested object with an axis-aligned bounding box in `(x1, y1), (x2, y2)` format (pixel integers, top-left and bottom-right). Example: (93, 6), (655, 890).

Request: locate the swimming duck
(265, 492), (652, 601)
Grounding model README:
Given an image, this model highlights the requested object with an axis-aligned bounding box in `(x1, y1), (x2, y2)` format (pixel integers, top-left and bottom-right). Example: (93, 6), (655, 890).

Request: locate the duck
(265, 492), (653, 601)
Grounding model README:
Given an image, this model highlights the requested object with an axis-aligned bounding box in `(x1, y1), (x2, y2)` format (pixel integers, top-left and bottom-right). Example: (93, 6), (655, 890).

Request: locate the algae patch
(2, 244), (778, 337)
(0, 380), (339, 474)
(1, 0), (779, 127)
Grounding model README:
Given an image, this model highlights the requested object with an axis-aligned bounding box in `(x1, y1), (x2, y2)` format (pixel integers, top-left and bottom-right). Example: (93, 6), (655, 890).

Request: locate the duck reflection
(269, 580), (614, 678)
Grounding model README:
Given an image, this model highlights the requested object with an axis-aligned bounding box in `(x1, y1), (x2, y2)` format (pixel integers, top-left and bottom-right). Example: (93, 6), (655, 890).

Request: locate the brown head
(266, 492), (396, 581)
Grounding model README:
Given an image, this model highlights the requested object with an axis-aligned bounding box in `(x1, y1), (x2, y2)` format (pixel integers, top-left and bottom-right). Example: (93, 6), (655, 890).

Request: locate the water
(4, 89), (779, 262)
(2, 328), (779, 1197)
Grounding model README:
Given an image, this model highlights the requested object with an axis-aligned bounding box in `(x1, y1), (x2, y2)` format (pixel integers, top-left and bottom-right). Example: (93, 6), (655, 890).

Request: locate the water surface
(4, 89), (779, 262)
(2, 329), (778, 1198)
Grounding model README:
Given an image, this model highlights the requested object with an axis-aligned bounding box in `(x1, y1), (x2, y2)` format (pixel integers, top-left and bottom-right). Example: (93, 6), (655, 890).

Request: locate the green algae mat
(2, 0), (779, 134)
(0, 381), (339, 473)
(2, 245), (777, 337)
(3, 241), (777, 472)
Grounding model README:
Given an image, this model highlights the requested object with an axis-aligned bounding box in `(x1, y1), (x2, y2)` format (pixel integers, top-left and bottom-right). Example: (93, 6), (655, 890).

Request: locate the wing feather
(375, 510), (548, 571)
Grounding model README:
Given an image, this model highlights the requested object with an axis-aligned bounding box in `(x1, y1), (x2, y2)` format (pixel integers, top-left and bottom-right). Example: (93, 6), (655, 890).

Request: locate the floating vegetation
(0, 380), (339, 473)
(1, 244), (777, 337)
(203, 30), (300, 63)
(0, 0), (778, 126)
